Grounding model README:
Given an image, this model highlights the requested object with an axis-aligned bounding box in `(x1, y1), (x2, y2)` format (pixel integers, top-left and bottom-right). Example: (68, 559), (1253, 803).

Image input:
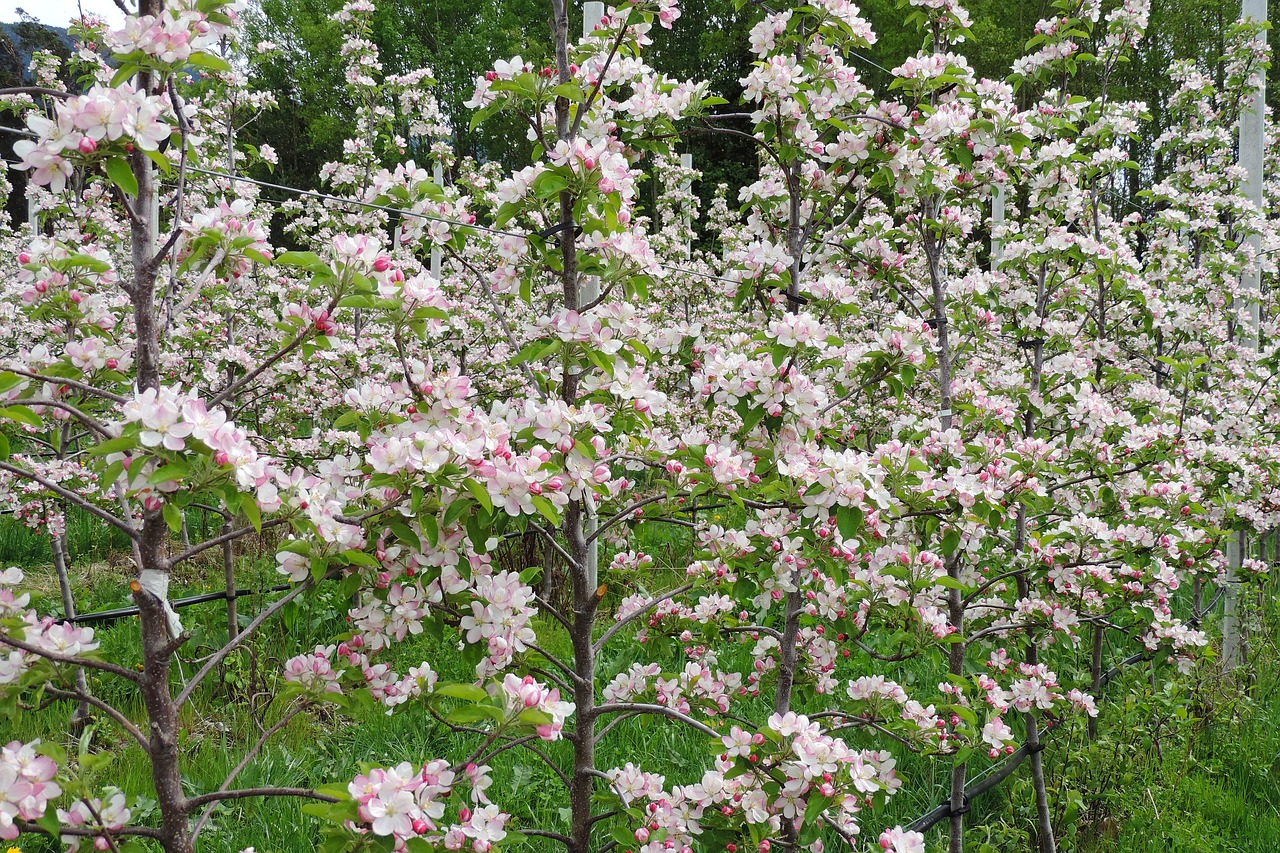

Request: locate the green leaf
(150, 462), (189, 485)
(434, 682), (489, 702)
(0, 372), (22, 393)
(464, 477), (494, 513)
(88, 435), (136, 456)
(421, 513), (440, 548)
(188, 51), (233, 73)
(37, 809), (63, 837)
(941, 528), (962, 556)
(163, 501), (184, 533)
(144, 148), (173, 175)
(110, 63), (140, 88)
(241, 496), (262, 532)
(517, 707), (553, 726)
(0, 405), (41, 428)
(836, 505), (862, 540)
(105, 157), (139, 197)
(740, 405), (765, 434)
(275, 251), (329, 272)
(443, 497), (473, 528)
(804, 793), (833, 826)
(340, 549), (379, 567)
(532, 170), (570, 199)
(447, 704), (507, 725)
(513, 338), (562, 365)
(531, 494), (561, 525)
(389, 520), (421, 551)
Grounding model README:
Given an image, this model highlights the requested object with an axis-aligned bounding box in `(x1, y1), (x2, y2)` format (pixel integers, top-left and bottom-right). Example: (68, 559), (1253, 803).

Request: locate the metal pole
(1226, 0), (1267, 669)
(991, 185), (1005, 270)
(680, 152), (693, 257)
(430, 162), (444, 278)
(578, 3), (603, 313)
(584, 0), (604, 36)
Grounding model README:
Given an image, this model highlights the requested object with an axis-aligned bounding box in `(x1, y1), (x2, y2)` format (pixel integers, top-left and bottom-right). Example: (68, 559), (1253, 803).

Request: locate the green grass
(5, 519), (1280, 852)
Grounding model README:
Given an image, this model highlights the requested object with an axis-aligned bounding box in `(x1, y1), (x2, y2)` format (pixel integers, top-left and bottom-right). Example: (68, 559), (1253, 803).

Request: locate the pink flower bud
(373, 256), (391, 272)
(79, 137), (98, 154)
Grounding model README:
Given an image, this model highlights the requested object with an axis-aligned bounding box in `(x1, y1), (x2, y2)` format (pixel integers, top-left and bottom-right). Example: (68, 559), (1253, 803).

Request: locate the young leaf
(105, 157), (139, 197)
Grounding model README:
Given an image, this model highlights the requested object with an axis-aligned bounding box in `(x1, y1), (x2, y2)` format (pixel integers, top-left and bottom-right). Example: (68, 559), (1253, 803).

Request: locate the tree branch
(593, 583), (693, 652)
(169, 515), (292, 565)
(185, 787), (337, 809)
(191, 704), (307, 839)
(586, 493), (674, 545)
(208, 292), (339, 407)
(176, 578), (316, 708)
(0, 460), (137, 539)
(3, 368), (127, 403)
(593, 702), (719, 737)
(0, 632), (140, 682)
(44, 686), (149, 750)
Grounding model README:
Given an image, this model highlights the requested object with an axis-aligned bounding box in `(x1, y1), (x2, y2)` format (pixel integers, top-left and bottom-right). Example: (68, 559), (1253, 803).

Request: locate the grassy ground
(4, 512), (1280, 852)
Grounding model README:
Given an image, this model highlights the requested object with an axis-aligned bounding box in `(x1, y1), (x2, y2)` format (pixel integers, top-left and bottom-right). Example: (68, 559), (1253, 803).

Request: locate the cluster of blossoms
(117, 386), (278, 510)
(282, 645), (344, 695)
(109, 0), (243, 62)
(348, 761), (510, 851)
(58, 791), (131, 852)
(459, 570), (539, 677)
(14, 84), (176, 192)
(0, 569), (99, 686)
(607, 712), (908, 850)
(603, 660), (743, 715)
(500, 674), (575, 741)
(0, 739), (61, 841)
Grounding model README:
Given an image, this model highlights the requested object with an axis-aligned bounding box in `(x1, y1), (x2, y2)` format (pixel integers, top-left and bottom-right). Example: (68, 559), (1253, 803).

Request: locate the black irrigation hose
(67, 583), (292, 625)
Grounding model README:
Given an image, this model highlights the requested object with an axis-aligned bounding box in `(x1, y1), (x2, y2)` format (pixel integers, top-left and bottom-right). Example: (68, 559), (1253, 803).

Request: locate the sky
(11, 0), (125, 28)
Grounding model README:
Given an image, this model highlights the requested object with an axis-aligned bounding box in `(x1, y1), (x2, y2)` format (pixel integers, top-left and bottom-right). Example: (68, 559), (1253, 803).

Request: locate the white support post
(1225, 532), (1244, 668)
(680, 152), (693, 258)
(430, 162), (444, 279)
(584, 0), (604, 38)
(578, 3), (603, 313)
(991, 184), (1005, 271)
(1240, 0), (1265, 351)
(1225, 0), (1267, 670)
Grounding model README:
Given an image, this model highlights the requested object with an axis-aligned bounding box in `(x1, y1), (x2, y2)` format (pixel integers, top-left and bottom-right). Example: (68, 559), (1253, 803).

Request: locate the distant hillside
(0, 18), (74, 87)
